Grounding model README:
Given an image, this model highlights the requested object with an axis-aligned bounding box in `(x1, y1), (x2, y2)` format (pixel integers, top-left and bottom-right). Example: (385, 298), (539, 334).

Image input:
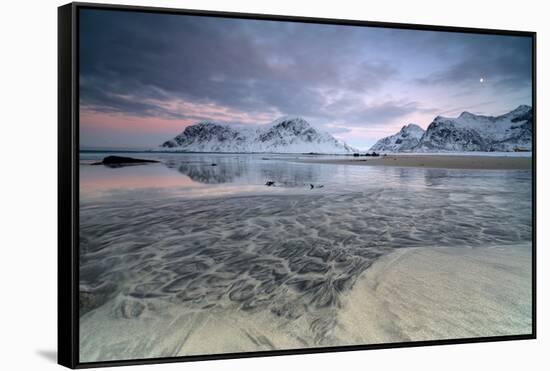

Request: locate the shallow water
(79, 152), (532, 354)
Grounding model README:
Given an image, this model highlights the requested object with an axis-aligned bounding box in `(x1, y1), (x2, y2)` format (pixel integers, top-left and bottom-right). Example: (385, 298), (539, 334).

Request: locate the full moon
(480, 77), (485, 83)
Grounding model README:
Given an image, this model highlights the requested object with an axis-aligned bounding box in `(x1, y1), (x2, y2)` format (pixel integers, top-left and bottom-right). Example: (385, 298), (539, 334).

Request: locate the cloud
(415, 34), (532, 91)
(317, 95), (435, 127)
(79, 9), (533, 148)
(79, 9), (400, 124)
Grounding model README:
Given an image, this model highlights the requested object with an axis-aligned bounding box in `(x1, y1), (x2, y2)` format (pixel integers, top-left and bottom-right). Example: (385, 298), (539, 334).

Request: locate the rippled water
(79, 152), (532, 350)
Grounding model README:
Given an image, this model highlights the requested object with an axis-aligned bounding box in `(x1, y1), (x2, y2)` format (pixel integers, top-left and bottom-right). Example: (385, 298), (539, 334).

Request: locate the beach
(298, 154), (532, 170)
(78, 152), (533, 362)
(80, 243), (532, 362)
(335, 244), (532, 344)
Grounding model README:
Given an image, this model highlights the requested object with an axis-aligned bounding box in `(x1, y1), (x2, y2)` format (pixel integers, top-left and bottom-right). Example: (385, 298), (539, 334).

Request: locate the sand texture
(335, 244), (532, 344)
(80, 244), (532, 362)
(300, 155), (532, 170)
(78, 154), (532, 362)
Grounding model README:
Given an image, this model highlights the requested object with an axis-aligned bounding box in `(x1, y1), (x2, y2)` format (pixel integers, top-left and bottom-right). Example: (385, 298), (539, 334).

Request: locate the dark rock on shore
(353, 152), (380, 157)
(92, 155), (160, 167)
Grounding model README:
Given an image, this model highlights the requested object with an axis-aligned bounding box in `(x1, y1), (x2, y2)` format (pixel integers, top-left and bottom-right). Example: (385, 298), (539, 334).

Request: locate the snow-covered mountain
(370, 105), (533, 153)
(370, 123), (425, 152)
(159, 117), (357, 154)
(417, 105), (532, 152)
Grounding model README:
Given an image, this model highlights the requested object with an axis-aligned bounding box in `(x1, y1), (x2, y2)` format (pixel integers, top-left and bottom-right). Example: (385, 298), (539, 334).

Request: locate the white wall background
(0, 0), (546, 369)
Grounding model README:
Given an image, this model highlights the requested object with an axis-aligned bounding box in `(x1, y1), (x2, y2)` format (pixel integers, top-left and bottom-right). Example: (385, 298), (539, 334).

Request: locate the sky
(79, 9), (533, 150)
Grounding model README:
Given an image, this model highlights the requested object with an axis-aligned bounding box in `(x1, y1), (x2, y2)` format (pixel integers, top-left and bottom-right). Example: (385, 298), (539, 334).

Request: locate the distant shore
(298, 154), (532, 170)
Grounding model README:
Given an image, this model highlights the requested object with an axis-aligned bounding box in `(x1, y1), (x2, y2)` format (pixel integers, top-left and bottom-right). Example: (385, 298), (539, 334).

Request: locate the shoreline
(297, 154), (532, 170)
(335, 244), (532, 344)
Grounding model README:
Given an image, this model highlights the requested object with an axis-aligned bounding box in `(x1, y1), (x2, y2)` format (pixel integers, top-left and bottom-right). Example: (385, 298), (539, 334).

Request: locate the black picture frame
(58, 2), (537, 369)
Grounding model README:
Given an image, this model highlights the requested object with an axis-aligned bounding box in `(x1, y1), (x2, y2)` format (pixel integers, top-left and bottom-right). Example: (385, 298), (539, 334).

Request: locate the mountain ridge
(159, 116), (357, 154)
(370, 105), (533, 153)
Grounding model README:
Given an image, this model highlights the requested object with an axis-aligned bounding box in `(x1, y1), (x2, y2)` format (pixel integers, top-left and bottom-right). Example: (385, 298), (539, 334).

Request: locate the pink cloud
(80, 110), (195, 136)
(146, 97), (280, 125)
(79, 96), (283, 143)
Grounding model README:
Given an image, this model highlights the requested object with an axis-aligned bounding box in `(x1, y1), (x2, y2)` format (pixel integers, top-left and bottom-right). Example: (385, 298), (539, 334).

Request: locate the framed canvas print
(58, 2), (536, 368)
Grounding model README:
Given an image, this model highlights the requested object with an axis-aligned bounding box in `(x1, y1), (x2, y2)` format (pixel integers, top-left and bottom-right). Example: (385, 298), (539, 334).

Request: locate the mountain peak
(514, 104), (531, 111)
(270, 116), (311, 130)
(370, 123), (425, 152)
(401, 123), (423, 132)
(182, 121), (229, 133)
(458, 111), (476, 119)
(508, 105), (532, 116)
(194, 120), (223, 127)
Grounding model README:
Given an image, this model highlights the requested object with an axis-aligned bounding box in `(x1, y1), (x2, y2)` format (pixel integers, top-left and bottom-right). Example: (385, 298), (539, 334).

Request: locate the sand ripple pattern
(80, 183), (531, 345)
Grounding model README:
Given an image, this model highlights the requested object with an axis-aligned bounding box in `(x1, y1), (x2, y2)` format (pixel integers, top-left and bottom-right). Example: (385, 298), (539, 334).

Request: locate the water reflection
(80, 162), (197, 194)
(169, 160), (247, 184)
(168, 156), (326, 186)
(80, 152), (533, 202)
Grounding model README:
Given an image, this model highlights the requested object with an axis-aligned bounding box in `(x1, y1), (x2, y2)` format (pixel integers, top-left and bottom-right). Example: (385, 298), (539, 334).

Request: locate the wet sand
(299, 155), (532, 170)
(79, 295), (309, 362)
(80, 244), (532, 362)
(78, 153), (533, 362)
(335, 244), (532, 344)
